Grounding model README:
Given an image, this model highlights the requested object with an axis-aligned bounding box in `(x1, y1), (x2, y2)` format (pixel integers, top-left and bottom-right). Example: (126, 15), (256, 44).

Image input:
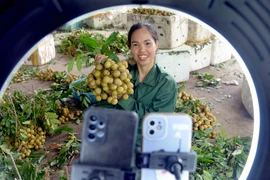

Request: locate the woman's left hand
(95, 54), (108, 65)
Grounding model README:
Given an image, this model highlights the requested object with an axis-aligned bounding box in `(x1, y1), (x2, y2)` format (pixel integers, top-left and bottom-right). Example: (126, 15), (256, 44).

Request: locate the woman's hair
(127, 22), (158, 48)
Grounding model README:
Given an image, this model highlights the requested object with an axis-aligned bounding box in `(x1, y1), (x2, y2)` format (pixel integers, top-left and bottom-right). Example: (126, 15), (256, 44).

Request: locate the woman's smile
(138, 54), (149, 61)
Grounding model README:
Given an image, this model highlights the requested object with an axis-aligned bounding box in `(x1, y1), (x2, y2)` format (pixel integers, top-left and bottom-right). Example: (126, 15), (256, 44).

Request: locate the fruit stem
(7, 151), (22, 180)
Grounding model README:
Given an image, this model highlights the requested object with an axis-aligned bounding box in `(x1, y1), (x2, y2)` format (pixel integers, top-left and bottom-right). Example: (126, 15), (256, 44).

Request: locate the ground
(9, 52), (254, 138)
(4, 30), (253, 179)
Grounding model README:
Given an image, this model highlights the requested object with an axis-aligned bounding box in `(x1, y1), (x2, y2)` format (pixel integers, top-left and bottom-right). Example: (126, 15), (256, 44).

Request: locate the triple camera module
(88, 115), (106, 142)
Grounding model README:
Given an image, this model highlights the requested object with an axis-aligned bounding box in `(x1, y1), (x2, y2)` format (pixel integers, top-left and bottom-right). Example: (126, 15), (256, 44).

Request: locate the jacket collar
(132, 64), (157, 87)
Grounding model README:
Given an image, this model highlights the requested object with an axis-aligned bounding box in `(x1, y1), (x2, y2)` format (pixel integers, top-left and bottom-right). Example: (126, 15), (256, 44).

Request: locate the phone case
(141, 113), (192, 180)
(79, 107), (139, 169)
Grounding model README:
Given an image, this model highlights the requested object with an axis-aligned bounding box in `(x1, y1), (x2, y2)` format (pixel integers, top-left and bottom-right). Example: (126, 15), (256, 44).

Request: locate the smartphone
(79, 107), (139, 169)
(141, 113), (192, 180)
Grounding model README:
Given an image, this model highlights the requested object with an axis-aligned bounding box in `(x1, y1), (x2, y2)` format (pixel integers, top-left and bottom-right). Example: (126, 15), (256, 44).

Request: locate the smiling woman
(94, 22), (178, 122)
(0, 1), (269, 180)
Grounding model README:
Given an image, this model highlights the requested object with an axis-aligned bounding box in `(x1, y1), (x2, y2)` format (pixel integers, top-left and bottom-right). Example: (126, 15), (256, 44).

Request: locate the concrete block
(155, 45), (191, 83)
(188, 43), (212, 71)
(187, 20), (213, 43)
(127, 13), (188, 49)
(241, 76), (254, 118)
(210, 36), (232, 65)
(24, 34), (55, 66)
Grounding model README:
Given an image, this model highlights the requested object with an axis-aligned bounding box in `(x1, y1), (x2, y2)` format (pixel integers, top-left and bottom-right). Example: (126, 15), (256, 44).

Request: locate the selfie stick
(136, 150), (197, 180)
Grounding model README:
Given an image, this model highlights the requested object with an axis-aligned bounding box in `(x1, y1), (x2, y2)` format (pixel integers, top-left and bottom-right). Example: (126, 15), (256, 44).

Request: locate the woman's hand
(95, 54), (108, 65)
(117, 94), (124, 100)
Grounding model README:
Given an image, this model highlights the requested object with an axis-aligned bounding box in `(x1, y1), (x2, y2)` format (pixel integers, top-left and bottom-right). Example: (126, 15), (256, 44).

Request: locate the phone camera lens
(89, 125), (96, 130)
(88, 134), (95, 139)
(150, 121), (155, 126)
(98, 121), (105, 129)
(149, 130), (155, 135)
(90, 115), (97, 121)
(97, 131), (104, 137)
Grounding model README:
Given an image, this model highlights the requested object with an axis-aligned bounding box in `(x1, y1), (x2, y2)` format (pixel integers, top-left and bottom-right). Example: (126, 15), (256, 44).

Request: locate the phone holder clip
(71, 159), (136, 180)
(136, 150), (197, 180)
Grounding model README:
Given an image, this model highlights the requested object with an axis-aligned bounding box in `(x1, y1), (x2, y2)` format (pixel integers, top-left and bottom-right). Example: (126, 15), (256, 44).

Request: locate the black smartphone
(79, 107), (139, 169)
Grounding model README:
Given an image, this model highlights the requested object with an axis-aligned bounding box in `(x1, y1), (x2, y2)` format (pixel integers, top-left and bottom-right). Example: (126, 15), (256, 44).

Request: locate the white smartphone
(141, 113), (192, 180)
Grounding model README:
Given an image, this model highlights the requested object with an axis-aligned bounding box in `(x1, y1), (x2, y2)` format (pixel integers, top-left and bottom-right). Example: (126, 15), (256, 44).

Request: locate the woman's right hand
(95, 54), (108, 65)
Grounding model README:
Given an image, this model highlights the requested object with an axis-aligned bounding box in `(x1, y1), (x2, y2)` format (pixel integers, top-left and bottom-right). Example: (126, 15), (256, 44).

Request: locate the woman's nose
(138, 45), (146, 52)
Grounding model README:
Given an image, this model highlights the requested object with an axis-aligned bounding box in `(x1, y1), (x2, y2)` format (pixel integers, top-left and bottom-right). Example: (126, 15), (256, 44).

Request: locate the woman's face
(130, 27), (159, 67)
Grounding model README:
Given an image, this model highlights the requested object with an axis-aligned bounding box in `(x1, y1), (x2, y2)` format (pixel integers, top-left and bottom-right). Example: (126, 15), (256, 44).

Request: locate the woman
(95, 22), (178, 121)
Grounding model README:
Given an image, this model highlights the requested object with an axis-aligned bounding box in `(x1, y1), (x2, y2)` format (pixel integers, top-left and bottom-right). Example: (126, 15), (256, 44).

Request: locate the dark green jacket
(95, 64), (178, 121)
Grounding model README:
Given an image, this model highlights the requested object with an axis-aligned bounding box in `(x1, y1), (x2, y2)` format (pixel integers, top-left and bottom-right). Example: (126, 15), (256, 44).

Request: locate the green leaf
(236, 165), (243, 178)
(20, 133), (27, 141)
(191, 145), (200, 152)
(67, 60), (74, 72)
(203, 128), (214, 134)
(103, 50), (120, 62)
(93, 48), (101, 56)
(178, 82), (186, 92)
(226, 171), (233, 178)
(54, 126), (73, 134)
(51, 119), (61, 124)
(45, 112), (58, 119)
(22, 120), (31, 125)
(65, 140), (74, 147)
(195, 174), (204, 180)
(76, 57), (82, 72)
(232, 146), (244, 156)
(38, 155), (46, 163)
(0, 144), (10, 153)
(50, 160), (58, 166)
(220, 128), (227, 138)
(101, 31), (118, 52)
(59, 170), (65, 177)
(198, 157), (215, 163)
(80, 36), (100, 51)
(202, 170), (212, 180)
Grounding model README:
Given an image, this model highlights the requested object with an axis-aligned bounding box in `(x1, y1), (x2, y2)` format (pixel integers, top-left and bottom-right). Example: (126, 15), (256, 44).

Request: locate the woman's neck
(137, 62), (154, 83)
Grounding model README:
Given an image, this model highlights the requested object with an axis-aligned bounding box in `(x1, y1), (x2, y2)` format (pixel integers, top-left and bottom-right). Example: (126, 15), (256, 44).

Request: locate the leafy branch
(192, 71), (221, 87)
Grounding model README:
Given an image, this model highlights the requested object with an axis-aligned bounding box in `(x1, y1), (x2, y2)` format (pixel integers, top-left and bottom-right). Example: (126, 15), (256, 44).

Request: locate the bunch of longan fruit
(56, 103), (83, 123)
(131, 8), (174, 16)
(178, 91), (218, 138)
(5, 125), (46, 160)
(85, 58), (134, 105)
(36, 68), (54, 81)
(36, 68), (78, 85)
